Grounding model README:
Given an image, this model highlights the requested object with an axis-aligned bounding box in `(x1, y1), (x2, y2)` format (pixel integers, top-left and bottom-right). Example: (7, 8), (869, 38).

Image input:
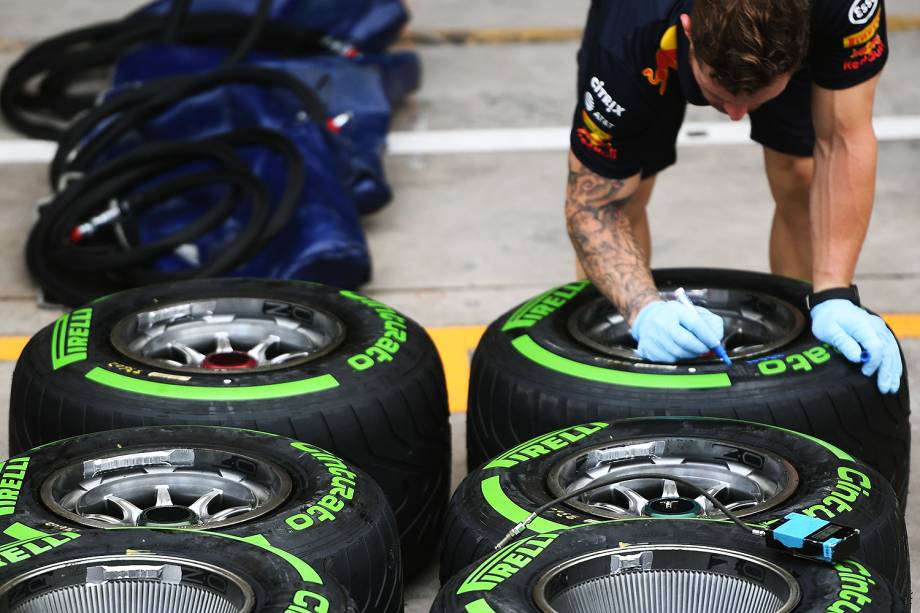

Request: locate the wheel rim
(546, 438), (798, 519)
(533, 545), (801, 613)
(110, 297), (346, 373)
(0, 555), (255, 613)
(567, 287), (806, 363)
(41, 447), (292, 530)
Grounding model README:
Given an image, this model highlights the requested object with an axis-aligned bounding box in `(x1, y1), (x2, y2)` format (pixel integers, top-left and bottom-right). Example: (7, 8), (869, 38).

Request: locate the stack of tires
(3, 279), (452, 612)
(436, 269), (911, 612)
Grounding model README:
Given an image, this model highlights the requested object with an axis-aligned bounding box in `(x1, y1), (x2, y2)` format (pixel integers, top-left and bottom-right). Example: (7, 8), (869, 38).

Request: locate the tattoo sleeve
(565, 157), (659, 325)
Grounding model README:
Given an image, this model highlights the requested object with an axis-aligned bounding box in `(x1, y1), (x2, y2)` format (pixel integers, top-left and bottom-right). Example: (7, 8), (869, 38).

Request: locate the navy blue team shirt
(571, 0), (888, 179)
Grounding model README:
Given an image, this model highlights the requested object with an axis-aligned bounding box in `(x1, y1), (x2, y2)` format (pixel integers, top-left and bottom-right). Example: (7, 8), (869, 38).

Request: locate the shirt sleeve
(810, 0), (888, 90)
(570, 40), (663, 180)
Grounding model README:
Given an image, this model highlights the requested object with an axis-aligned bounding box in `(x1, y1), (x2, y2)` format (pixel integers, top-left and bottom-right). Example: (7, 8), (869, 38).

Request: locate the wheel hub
(547, 437), (798, 520)
(201, 351), (258, 370)
(41, 447), (292, 530)
(643, 497), (702, 518)
(110, 297), (345, 373)
(0, 555), (255, 613)
(568, 287), (806, 363)
(534, 545), (801, 613)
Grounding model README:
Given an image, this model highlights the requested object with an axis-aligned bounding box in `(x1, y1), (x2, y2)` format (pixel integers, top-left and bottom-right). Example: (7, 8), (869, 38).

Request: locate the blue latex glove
(630, 300), (725, 363)
(811, 299), (902, 394)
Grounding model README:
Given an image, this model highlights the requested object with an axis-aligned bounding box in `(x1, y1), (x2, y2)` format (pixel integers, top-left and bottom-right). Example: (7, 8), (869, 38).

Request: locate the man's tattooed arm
(565, 152), (659, 325)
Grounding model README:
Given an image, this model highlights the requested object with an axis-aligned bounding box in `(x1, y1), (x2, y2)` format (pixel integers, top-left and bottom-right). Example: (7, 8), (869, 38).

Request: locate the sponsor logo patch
(842, 33), (885, 71)
(642, 25), (678, 96)
(589, 77), (626, 116)
(591, 111), (614, 129)
(843, 10), (881, 48)
(576, 111), (617, 160)
(848, 0), (879, 25)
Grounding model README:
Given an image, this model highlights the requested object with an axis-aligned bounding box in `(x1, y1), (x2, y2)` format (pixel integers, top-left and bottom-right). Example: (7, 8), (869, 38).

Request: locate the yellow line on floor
(0, 313), (917, 414)
(427, 325), (487, 415)
(3, 17), (918, 53)
(400, 17), (920, 45)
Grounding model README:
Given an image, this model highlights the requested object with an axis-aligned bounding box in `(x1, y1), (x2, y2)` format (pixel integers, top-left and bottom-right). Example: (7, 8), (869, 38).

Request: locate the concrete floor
(1, 1), (919, 611)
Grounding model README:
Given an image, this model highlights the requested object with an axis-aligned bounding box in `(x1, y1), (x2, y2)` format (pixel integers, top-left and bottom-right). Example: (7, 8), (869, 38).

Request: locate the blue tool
(674, 287), (733, 366)
(764, 512), (860, 563)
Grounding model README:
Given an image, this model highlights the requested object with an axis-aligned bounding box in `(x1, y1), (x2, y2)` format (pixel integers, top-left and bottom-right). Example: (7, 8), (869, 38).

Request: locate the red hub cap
(201, 351), (258, 370)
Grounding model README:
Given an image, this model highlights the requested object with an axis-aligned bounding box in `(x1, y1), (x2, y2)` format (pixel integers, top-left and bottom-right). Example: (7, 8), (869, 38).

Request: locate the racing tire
(467, 269), (910, 501)
(433, 520), (907, 612)
(1, 426), (401, 613)
(441, 418), (909, 600)
(10, 278), (451, 574)
(0, 524), (359, 612)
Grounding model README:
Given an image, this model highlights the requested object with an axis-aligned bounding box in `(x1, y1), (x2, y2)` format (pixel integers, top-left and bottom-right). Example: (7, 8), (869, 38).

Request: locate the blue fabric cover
(132, 0), (410, 52)
(81, 0), (420, 287)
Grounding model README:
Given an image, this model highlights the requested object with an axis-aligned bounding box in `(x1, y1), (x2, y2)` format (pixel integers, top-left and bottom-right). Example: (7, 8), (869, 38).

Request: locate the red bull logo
(576, 110), (617, 160)
(642, 25), (679, 96)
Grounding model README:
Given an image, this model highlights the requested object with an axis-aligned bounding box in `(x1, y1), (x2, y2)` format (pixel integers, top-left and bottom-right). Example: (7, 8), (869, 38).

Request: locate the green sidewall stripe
(465, 599), (498, 613)
(85, 367), (339, 400)
(481, 475), (567, 533)
(511, 335), (732, 389)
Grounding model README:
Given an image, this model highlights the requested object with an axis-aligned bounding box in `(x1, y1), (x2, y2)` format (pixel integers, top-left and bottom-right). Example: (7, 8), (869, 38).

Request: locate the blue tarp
(79, 0), (419, 287)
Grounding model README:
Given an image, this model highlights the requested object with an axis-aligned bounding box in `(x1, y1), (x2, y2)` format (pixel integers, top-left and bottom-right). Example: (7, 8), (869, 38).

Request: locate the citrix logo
(590, 77), (626, 116)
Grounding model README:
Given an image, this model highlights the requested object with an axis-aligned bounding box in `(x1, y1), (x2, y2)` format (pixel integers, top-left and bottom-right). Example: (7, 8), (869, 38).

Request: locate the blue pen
(674, 287), (733, 367)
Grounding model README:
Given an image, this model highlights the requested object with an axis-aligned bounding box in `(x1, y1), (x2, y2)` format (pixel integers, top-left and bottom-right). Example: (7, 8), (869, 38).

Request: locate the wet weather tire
(0, 526), (359, 612)
(433, 520), (906, 613)
(441, 418), (909, 600)
(10, 278), (451, 574)
(5, 426), (401, 613)
(467, 269), (910, 500)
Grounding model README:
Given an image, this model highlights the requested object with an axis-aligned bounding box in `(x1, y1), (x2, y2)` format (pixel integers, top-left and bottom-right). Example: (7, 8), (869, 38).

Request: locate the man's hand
(630, 300), (725, 363)
(810, 299), (901, 394)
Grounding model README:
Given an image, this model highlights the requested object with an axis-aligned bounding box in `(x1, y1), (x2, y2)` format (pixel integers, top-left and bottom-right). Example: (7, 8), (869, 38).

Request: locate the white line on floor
(1, 116), (919, 162)
(386, 116), (920, 154)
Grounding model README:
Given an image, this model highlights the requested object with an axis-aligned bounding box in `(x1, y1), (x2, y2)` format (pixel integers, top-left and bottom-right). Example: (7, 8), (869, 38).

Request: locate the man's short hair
(690, 0), (810, 95)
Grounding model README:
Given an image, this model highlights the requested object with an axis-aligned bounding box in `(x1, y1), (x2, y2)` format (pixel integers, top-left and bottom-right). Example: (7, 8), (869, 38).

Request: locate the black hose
(1, 9), (328, 140)
(28, 130), (305, 307)
(50, 65), (328, 185)
(11, 2), (345, 306)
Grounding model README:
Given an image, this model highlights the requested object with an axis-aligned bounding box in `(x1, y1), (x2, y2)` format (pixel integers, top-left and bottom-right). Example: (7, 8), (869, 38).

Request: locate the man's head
(681, 0), (810, 120)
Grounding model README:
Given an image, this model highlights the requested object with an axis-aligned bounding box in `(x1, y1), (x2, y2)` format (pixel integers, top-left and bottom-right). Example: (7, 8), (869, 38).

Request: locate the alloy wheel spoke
(611, 484), (649, 514)
(209, 505), (255, 522)
(661, 479), (680, 499)
(168, 341), (206, 366)
(104, 494), (144, 525)
(695, 484), (729, 514)
(247, 335), (280, 364)
(214, 332), (233, 354)
(82, 513), (124, 526)
(269, 351), (312, 365)
(188, 488), (223, 522)
(591, 501), (632, 514)
(154, 485), (173, 508)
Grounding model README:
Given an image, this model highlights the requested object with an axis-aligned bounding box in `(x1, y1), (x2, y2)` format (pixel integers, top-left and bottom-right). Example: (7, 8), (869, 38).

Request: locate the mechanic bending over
(566, 0), (901, 393)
